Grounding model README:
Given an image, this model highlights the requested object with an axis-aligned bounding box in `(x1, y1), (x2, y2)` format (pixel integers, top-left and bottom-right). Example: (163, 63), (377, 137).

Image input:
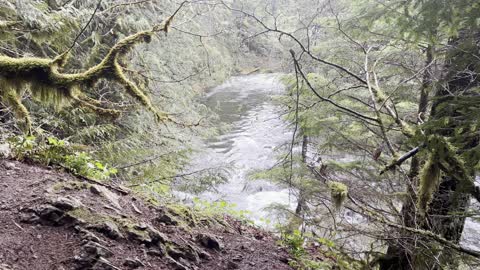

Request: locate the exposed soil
(0, 159), (293, 270)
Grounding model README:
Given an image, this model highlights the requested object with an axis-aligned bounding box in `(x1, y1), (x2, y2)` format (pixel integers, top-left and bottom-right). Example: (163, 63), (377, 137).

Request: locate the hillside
(0, 159), (292, 270)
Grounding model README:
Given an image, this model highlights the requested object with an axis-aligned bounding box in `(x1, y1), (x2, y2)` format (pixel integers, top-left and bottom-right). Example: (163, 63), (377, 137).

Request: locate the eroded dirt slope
(0, 159), (292, 270)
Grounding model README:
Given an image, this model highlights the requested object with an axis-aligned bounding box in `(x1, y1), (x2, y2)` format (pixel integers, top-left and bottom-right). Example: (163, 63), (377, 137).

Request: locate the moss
(0, 21), (19, 30)
(156, 203), (229, 230)
(115, 218), (151, 241)
(114, 217), (176, 243)
(1, 83), (31, 133)
(417, 135), (476, 216)
(0, 55), (52, 72)
(0, 20), (172, 132)
(68, 207), (107, 224)
(34, 2), (49, 12)
(50, 181), (90, 193)
(113, 57), (166, 121)
(327, 181), (348, 209)
(166, 204), (200, 227)
(418, 154), (441, 216)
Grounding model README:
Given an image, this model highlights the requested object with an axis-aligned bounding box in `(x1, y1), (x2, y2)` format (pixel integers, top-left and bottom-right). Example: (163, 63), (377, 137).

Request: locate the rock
(37, 205), (64, 224)
(83, 241), (114, 258)
(90, 185), (121, 209)
(157, 212), (178, 225)
(19, 211), (40, 224)
(134, 223), (148, 230)
(178, 258), (194, 269)
(72, 242), (113, 268)
(254, 232), (265, 240)
(76, 226), (103, 243)
(147, 226), (168, 244)
(131, 202), (142, 214)
(93, 257), (121, 270)
(51, 196), (83, 211)
(279, 256), (290, 264)
(91, 221), (123, 240)
(83, 232), (103, 243)
(197, 248), (212, 261)
(232, 254), (243, 262)
(73, 254), (97, 270)
(167, 246), (184, 260)
(167, 245), (199, 263)
(167, 257), (191, 270)
(197, 233), (223, 250)
(123, 258), (144, 269)
(3, 161), (15, 170)
(126, 227), (151, 243)
(146, 248), (164, 257)
(227, 261), (239, 269)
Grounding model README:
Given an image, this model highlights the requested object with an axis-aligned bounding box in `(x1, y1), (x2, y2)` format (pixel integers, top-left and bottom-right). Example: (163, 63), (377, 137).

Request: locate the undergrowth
(280, 229), (363, 270)
(192, 197), (253, 224)
(8, 134), (117, 180)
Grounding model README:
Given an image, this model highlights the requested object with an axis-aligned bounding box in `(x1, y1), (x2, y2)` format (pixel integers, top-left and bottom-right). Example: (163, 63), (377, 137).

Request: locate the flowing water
(183, 73), (480, 251)
(185, 73), (296, 224)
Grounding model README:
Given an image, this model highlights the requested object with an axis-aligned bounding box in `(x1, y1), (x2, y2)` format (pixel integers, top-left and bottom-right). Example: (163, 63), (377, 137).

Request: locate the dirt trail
(0, 159), (292, 270)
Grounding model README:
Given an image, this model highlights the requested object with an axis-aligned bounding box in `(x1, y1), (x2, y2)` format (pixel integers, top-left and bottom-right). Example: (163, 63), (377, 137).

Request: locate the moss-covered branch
(0, 3), (185, 132)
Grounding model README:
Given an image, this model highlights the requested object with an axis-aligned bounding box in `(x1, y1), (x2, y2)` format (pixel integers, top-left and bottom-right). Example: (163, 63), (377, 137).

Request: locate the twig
(100, 0), (152, 14)
(290, 50), (378, 123)
(66, 0), (103, 54)
(12, 219), (25, 231)
(127, 166), (224, 187)
(348, 194), (480, 259)
(117, 151), (176, 170)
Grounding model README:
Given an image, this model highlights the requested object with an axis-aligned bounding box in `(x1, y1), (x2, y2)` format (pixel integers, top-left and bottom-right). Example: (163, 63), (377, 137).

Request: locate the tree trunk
(380, 44), (434, 270)
(295, 134), (309, 215)
(380, 29), (480, 270)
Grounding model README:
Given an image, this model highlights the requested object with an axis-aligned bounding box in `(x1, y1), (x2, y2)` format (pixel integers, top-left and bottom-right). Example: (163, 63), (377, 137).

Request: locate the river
(183, 73), (295, 224)
(181, 73), (480, 252)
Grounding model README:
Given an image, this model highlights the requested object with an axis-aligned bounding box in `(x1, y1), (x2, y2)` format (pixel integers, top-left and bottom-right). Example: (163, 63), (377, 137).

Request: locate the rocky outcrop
(0, 159), (293, 270)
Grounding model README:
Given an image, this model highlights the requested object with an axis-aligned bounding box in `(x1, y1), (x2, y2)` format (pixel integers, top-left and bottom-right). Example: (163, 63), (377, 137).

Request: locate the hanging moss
(417, 135), (477, 216)
(0, 16), (175, 132)
(417, 154), (441, 216)
(328, 181), (348, 210)
(113, 57), (167, 121)
(0, 79), (31, 131)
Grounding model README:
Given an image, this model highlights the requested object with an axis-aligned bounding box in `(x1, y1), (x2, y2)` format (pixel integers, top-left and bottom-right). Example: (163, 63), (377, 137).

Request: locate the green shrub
(192, 197), (252, 222)
(8, 134), (116, 180)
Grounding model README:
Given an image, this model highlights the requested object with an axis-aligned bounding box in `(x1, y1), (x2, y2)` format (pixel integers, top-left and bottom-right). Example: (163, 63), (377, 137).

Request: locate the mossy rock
(120, 220), (152, 243)
(50, 181), (90, 193)
(67, 207), (107, 225)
